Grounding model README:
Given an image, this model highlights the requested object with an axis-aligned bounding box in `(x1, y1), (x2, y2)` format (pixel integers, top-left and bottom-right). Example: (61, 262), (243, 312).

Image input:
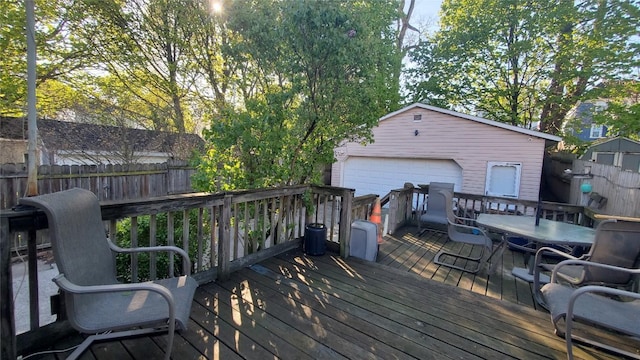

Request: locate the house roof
(0, 117), (204, 154)
(379, 103), (562, 142)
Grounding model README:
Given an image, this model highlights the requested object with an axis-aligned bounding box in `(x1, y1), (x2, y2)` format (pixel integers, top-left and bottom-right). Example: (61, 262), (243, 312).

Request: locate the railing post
(405, 190), (413, 225)
(388, 190), (400, 234)
(218, 194), (232, 280)
(339, 189), (353, 259)
(1, 215), (16, 360)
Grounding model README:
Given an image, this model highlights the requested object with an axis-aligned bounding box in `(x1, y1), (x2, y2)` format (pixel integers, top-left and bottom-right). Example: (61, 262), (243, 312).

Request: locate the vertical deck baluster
(233, 203), (239, 259)
(253, 200), (259, 251)
(299, 194), (306, 238)
(149, 214), (157, 280)
(130, 216), (138, 282)
(270, 198), (277, 247)
(210, 206), (217, 268)
(283, 195), (290, 242)
(262, 200), (268, 248)
(329, 195), (336, 242)
(278, 196), (285, 244)
(339, 189), (353, 258)
(293, 195), (304, 238)
(197, 208), (203, 272)
(167, 212), (174, 277)
(182, 210), (189, 274)
(218, 195), (232, 280)
(243, 203), (249, 256)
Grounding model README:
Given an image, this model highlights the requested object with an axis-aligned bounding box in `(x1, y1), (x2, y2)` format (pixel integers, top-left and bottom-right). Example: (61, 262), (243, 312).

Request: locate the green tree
(77, 0), (197, 133)
(405, 0), (639, 135)
(194, 0), (400, 191)
(0, 0), (95, 116)
(593, 80), (640, 140)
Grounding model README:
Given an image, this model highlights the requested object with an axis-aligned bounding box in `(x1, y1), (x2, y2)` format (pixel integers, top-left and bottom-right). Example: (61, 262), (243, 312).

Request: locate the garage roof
(381, 103), (562, 142)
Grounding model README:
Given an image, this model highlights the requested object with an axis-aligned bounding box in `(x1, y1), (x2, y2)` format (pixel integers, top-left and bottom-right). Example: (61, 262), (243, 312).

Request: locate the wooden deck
(25, 227), (637, 359)
(379, 226), (545, 310)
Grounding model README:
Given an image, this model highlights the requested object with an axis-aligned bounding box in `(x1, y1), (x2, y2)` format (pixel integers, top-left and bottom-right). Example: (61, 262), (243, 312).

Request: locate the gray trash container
(349, 220), (378, 261)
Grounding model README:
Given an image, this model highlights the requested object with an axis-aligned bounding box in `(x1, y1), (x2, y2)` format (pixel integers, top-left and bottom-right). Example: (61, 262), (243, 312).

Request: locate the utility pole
(25, 0), (38, 196)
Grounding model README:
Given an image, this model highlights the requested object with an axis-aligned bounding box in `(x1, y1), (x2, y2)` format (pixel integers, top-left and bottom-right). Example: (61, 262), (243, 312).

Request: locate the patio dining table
(475, 214), (596, 282)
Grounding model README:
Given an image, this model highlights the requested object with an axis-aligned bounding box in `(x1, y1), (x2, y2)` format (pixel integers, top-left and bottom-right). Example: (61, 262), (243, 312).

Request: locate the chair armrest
(569, 284), (640, 303)
(534, 246), (577, 268)
(533, 248), (580, 305)
(107, 238), (192, 276)
(453, 214), (476, 226)
(552, 259), (640, 283)
(53, 273), (174, 301)
(448, 219), (488, 236)
(53, 273), (176, 328)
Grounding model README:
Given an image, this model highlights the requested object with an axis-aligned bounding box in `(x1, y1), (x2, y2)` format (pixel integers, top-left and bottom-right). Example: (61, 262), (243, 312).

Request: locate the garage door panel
(343, 157), (462, 197)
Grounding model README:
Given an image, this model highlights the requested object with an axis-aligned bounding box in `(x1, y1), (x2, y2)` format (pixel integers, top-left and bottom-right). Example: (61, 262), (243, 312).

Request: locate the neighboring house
(565, 100), (609, 142)
(0, 117), (204, 165)
(331, 103), (562, 201)
(580, 137), (640, 172)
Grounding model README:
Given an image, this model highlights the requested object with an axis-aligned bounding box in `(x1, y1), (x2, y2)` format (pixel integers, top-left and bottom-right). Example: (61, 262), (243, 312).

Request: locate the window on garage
(485, 162), (522, 198)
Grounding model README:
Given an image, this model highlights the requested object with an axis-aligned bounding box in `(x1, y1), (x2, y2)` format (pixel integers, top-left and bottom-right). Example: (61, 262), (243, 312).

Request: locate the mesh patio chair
(19, 188), (198, 360)
(541, 259), (640, 359)
(434, 189), (495, 273)
(417, 182), (455, 234)
(533, 219), (640, 306)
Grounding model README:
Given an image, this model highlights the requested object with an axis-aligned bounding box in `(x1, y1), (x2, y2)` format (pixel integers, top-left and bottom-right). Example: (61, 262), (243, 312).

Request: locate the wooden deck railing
(386, 185), (595, 234)
(1, 182), (595, 359)
(1, 184), (381, 359)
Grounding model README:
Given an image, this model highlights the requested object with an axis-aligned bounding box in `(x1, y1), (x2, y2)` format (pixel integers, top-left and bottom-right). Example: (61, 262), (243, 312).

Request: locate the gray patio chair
(417, 182), (455, 234)
(434, 189), (494, 273)
(533, 219), (640, 306)
(19, 188), (198, 360)
(540, 259), (640, 360)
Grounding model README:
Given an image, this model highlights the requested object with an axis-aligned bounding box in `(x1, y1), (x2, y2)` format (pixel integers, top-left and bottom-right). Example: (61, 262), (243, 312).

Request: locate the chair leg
(486, 238), (506, 274)
(434, 246), (485, 273)
(66, 327), (171, 360)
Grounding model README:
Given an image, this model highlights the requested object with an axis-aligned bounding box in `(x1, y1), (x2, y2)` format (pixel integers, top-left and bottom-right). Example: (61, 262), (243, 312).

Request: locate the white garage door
(342, 157), (463, 197)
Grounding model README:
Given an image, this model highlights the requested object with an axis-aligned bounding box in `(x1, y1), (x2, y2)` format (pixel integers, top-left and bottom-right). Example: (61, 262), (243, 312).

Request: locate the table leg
(487, 236), (507, 274)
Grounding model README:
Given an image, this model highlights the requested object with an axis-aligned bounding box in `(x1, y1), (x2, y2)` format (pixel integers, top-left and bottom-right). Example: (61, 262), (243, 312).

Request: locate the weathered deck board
(381, 226), (543, 309)
(21, 227), (636, 360)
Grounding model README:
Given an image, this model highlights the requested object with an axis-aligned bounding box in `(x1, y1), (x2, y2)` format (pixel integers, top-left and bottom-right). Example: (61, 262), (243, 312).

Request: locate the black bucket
(304, 223), (326, 256)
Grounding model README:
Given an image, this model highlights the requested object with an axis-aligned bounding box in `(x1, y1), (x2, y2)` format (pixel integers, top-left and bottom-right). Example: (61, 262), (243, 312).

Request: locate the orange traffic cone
(370, 198), (383, 244)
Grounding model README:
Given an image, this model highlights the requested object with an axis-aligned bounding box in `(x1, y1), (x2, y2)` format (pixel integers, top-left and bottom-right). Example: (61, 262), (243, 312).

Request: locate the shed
(331, 103), (561, 201)
(580, 137), (640, 172)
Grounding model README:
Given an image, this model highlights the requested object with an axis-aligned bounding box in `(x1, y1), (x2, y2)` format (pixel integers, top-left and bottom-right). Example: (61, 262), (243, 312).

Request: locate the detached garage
(332, 103), (561, 201)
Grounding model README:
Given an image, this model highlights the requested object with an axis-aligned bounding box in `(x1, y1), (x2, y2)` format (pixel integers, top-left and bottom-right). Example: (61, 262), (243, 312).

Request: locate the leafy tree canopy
(405, 0), (639, 136)
(1, 0), (95, 117)
(593, 80), (640, 141)
(193, 0), (400, 191)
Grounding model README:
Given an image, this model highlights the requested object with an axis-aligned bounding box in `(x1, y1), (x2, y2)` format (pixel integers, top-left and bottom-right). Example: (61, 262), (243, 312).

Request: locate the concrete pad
(11, 258), (59, 334)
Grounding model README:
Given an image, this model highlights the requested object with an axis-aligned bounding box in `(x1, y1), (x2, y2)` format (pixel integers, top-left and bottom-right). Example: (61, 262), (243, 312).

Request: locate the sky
(412, 0), (443, 32)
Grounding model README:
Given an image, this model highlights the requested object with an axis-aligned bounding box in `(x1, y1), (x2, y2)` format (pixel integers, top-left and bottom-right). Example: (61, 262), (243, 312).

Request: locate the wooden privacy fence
(570, 159), (640, 218)
(0, 160), (197, 210)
